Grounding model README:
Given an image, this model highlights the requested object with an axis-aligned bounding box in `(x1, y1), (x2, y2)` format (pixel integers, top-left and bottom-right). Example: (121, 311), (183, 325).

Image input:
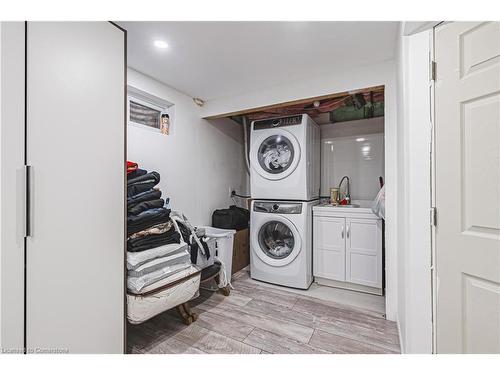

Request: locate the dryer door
(253, 215), (302, 267)
(250, 129), (301, 181)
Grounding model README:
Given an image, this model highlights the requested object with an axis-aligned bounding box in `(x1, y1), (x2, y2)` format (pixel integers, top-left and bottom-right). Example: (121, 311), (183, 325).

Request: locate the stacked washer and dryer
(249, 114), (320, 289)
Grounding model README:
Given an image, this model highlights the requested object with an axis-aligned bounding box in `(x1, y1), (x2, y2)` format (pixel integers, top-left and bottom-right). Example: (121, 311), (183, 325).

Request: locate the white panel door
(26, 22), (125, 353)
(313, 216), (345, 281)
(435, 22), (500, 353)
(345, 218), (382, 288)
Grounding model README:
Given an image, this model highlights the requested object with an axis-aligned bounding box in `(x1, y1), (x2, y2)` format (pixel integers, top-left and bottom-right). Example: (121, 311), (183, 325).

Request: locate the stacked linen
(126, 162), (200, 324)
(126, 165), (195, 293)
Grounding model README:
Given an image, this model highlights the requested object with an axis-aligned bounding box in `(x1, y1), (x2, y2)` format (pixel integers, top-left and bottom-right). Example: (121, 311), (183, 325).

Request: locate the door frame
(430, 22), (439, 354)
(109, 20), (128, 355)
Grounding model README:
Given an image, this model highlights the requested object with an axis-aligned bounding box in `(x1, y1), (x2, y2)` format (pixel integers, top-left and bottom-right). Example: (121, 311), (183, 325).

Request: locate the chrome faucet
(338, 176), (351, 205)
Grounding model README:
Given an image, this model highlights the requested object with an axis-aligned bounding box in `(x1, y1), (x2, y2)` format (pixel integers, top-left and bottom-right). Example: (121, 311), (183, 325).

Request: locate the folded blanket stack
(126, 161), (196, 295)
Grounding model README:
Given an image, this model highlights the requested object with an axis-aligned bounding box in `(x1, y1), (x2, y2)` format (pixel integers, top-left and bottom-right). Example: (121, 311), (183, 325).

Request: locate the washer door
(253, 215), (302, 267)
(250, 129), (301, 181)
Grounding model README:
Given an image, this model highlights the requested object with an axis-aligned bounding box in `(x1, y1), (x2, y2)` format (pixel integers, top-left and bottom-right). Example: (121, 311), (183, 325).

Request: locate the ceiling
(118, 22), (399, 101)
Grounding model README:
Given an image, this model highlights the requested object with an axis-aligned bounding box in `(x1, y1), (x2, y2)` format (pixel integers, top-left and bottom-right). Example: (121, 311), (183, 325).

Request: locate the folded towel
(127, 189), (162, 209)
(128, 249), (191, 277)
(127, 230), (181, 253)
(127, 242), (188, 270)
(127, 171), (160, 187)
(127, 262), (192, 294)
(127, 172), (161, 197)
(127, 221), (173, 240)
(133, 265), (200, 295)
(127, 207), (171, 236)
(127, 168), (147, 180)
(128, 198), (165, 216)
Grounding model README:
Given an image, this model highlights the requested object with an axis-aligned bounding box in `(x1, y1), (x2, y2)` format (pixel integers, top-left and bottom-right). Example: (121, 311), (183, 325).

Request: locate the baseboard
(315, 277), (383, 295)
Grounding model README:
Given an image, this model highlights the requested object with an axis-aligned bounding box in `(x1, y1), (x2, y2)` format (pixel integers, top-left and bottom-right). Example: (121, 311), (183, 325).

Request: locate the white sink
(313, 200), (377, 218)
(322, 204), (360, 208)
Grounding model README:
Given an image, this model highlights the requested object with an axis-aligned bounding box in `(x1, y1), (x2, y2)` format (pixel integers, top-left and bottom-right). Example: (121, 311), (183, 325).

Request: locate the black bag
(212, 205), (249, 231)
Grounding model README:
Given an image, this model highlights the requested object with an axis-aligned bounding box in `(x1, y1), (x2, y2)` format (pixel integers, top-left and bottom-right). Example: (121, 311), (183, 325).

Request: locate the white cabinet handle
(346, 224), (350, 239)
(341, 225), (344, 239)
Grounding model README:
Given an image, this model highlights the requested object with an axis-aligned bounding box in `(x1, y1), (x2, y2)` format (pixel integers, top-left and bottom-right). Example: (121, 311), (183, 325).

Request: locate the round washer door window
(257, 135), (295, 175)
(258, 220), (295, 259)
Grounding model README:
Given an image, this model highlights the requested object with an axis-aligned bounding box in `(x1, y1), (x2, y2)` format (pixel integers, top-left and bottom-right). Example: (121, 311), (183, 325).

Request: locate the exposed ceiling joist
(204, 85), (384, 121)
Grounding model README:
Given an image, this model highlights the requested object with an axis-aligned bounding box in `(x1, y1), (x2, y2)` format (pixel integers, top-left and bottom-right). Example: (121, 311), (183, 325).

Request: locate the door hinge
(430, 207), (437, 227)
(430, 60), (437, 81)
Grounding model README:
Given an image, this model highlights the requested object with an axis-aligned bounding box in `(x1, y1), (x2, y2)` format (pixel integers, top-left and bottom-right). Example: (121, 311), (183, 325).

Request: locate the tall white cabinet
(313, 205), (383, 295)
(1, 22), (126, 353)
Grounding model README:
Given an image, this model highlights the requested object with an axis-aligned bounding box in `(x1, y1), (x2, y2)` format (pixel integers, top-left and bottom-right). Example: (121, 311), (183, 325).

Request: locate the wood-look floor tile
(147, 337), (206, 354)
(127, 268), (401, 355)
(293, 297), (397, 333)
(195, 301), (314, 343)
(174, 324), (261, 354)
(244, 328), (329, 354)
(309, 329), (395, 354)
(245, 287), (298, 309)
(194, 310), (255, 341)
(314, 324), (400, 353)
(199, 288), (252, 307)
(244, 298), (317, 328)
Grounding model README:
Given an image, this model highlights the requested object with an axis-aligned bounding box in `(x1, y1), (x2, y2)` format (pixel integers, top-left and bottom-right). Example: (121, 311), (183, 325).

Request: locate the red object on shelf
(339, 199), (348, 205)
(127, 161), (138, 175)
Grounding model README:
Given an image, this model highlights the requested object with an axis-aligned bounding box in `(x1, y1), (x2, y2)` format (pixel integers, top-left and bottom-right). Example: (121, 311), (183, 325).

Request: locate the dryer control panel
(253, 115), (303, 130)
(253, 201), (303, 214)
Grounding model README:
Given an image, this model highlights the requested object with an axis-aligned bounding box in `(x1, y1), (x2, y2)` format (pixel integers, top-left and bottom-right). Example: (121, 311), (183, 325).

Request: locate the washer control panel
(253, 201), (303, 214)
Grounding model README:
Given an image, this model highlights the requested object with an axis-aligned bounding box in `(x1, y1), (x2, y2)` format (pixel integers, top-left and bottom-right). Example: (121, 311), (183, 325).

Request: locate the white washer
(250, 200), (318, 289)
(250, 114), (320, 200)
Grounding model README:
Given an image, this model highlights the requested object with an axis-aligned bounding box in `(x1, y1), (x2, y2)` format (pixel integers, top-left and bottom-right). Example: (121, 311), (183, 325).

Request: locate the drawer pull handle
(341, 225), (344, 239)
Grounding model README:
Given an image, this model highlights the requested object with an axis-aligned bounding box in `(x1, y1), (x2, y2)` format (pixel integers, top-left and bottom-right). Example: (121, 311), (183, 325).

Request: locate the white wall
(320, 117), (385, 200)
(395, 27), (433, 353)
(127, 68), (248, 226)
(201, 60), (399, 322)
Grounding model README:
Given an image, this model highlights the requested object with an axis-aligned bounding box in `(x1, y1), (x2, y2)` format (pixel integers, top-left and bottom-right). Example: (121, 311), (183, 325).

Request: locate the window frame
(127, 85), (173, 134)
(127, 96), (165, 133)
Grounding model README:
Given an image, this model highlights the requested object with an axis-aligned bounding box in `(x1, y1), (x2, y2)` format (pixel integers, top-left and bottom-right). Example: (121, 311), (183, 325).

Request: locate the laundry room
(120, 21), (396, 354)
(3, 3), (499, 360)
(1, 20), (402, 355)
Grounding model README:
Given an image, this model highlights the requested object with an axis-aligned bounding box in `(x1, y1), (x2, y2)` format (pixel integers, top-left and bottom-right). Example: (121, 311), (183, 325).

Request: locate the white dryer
(250, 200), (318, 289)
(250, 114), (320, 200)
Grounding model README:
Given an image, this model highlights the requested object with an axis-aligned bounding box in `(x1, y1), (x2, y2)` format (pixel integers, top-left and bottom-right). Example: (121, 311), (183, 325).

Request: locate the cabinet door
(345, 218), (382, 288)
(313, 216), (345, 281)
(26, 22), (125, 353)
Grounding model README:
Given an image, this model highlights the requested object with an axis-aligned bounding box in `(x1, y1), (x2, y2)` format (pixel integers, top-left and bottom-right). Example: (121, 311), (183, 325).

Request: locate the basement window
(129, 100), (162, 129)
(127, 85), (174, 135)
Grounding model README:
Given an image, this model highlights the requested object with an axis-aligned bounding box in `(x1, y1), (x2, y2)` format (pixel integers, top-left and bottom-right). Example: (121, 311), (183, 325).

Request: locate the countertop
(313, 200), (378, 217)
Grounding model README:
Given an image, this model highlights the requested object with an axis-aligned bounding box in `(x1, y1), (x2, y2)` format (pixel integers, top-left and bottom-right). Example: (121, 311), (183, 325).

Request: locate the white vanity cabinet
(313, 204), (382, 295)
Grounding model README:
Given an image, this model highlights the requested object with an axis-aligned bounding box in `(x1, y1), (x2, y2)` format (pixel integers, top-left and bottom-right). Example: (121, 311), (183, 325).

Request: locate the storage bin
(200, 226), (236, 283)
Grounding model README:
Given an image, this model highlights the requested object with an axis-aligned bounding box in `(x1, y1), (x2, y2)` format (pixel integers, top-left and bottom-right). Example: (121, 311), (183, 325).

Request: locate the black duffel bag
(212, 205), (249, 231)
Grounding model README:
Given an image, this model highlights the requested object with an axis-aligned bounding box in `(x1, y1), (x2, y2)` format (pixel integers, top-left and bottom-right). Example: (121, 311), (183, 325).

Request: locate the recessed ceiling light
(154, 40), (169, 49)
(356, 137), (366, 142)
